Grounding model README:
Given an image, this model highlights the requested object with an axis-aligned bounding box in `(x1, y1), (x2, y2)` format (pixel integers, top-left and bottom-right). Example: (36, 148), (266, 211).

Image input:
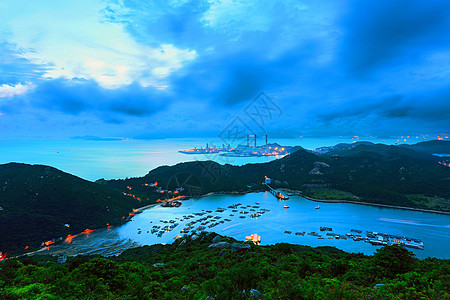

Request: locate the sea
(0, 135), (421, 181)
(39, 192), (449, 259)
(4, 136), (448, 259)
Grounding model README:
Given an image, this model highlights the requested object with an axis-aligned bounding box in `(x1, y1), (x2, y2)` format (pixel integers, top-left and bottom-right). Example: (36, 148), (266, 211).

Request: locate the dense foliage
(1, 233), (448, 299)
(399, 140), (450, 155)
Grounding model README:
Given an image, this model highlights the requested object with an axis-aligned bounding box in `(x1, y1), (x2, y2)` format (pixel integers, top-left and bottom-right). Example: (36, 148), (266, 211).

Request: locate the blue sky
(0, 0), (449, 139)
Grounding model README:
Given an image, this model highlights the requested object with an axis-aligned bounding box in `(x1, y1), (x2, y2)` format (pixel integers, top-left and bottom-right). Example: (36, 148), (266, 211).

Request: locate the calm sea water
(1, 136), (411, 181)
(46, 193), (450, 259)
(3, 136), (448, 258)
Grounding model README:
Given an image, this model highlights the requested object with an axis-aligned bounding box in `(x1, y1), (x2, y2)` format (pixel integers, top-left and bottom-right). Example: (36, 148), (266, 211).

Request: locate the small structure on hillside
(245, 233), (261, 245)
(57, 255), (67, 264)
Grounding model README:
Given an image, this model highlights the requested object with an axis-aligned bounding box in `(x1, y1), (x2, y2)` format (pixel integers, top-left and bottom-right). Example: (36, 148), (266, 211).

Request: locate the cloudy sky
(0, 0), (449, 139)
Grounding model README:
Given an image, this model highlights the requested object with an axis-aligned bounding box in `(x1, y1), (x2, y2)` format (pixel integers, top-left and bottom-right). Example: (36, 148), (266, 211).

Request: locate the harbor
(33, 192), (450, 259)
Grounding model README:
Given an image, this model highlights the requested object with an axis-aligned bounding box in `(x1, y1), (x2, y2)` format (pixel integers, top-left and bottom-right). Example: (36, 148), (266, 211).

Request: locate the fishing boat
(284, 204), (289, 209)
(315, 205), (320, 209)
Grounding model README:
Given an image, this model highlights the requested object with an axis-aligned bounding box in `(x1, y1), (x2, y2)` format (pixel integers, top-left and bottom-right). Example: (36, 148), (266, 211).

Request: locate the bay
(43, 192), (450, 259)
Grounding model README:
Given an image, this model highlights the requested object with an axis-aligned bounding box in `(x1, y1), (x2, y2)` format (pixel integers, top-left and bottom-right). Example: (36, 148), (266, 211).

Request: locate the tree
(373, 245), (415, 278)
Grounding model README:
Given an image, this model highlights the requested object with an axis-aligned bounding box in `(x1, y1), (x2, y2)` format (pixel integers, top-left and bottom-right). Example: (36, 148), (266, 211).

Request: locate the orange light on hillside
(24, 246), (29, 250)
(65, 234), (76, 243)
(126, 186), (132, 190)
(82, 229), (93, 236)
(0, 252), (6, 261)
(44, 240), (54, 246)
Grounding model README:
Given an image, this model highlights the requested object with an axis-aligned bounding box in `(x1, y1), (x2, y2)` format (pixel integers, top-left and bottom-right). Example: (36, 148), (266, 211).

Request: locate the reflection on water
(44, 193), (450, 259)
(380, 218), (450, 228)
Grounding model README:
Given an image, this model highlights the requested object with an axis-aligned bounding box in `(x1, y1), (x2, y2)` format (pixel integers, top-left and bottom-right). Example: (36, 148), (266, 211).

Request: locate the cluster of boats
(366, 231), (424, 250)
(137, 201), (271, 238)
(284, 227), (424, 249)
(148, 222), (180, 237)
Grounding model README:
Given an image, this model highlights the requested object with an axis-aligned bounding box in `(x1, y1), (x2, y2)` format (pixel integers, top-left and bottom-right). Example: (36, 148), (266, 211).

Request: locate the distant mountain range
(1, 140), (449, 255)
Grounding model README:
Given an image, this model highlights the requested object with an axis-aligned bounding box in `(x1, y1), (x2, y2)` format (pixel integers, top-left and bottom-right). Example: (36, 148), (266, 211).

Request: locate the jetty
(264, 179), (289, 200)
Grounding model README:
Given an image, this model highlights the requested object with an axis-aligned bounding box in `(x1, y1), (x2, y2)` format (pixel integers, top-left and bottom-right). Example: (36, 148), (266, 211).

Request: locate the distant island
(1, 140), (449, 257)
(179, 134), (302, 157)
(71, 135), (123, 141)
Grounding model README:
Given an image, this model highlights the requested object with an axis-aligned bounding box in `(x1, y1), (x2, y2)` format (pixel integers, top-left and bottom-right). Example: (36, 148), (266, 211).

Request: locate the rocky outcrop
(208, 242), (231, 249)
(309, 161), (330, 175)
(212, 235), (222, 243)
(153, 263), (165, 268)
(231, 242), (251, 253)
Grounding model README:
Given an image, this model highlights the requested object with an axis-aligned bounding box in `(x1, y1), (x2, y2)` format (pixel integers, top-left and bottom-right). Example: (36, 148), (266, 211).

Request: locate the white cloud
(0, 0), (197, 89)
(0, 83), (34, 99)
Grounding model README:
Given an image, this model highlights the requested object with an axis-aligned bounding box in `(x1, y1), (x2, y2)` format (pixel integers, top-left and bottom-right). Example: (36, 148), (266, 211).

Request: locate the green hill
(320, 144), (450, 208)
(0, 163), (138, 255)
(105, 143), (450, 212)
(1, 233), (449, 299)
(399, 140), (450, 155)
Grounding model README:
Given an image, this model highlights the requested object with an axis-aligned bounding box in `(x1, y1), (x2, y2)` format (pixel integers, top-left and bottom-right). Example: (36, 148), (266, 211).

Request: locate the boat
(284, 205), (289, 209)
(315, 205), (320, 209)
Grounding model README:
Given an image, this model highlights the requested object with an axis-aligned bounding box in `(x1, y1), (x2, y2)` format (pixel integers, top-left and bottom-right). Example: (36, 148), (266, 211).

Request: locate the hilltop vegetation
(1, 233), (449, 299)
(0, 163), (138, 255)
(106, 142), (450, 212)
(399, 140), (450, 155)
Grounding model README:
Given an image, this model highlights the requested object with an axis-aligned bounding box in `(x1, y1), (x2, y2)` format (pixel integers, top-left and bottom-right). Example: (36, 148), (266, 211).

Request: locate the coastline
(295, 192), (450, 216)
(135, 189), (450, 216)
(20, 188), (449, 259)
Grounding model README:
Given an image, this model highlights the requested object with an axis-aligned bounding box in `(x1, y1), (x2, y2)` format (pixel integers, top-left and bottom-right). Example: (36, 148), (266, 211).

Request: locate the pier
(264, 183), (289, 200)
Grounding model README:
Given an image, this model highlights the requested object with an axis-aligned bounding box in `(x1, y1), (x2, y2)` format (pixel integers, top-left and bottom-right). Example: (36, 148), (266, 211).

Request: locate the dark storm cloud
(1, 78), (169, 121)
(168, 42), (319, 106)
(339, 0), (450, 76)
(318, 88), (450, 124)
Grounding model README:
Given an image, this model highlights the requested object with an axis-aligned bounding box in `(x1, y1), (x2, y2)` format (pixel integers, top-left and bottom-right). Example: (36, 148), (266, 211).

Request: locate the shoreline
(286, 190), (450, 216)
(135, 189), (450, 216)
(20, 188), (448, 259)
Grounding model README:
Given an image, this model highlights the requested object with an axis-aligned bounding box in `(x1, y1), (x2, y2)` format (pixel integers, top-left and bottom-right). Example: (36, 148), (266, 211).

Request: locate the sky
(0, 0), (449, 140)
